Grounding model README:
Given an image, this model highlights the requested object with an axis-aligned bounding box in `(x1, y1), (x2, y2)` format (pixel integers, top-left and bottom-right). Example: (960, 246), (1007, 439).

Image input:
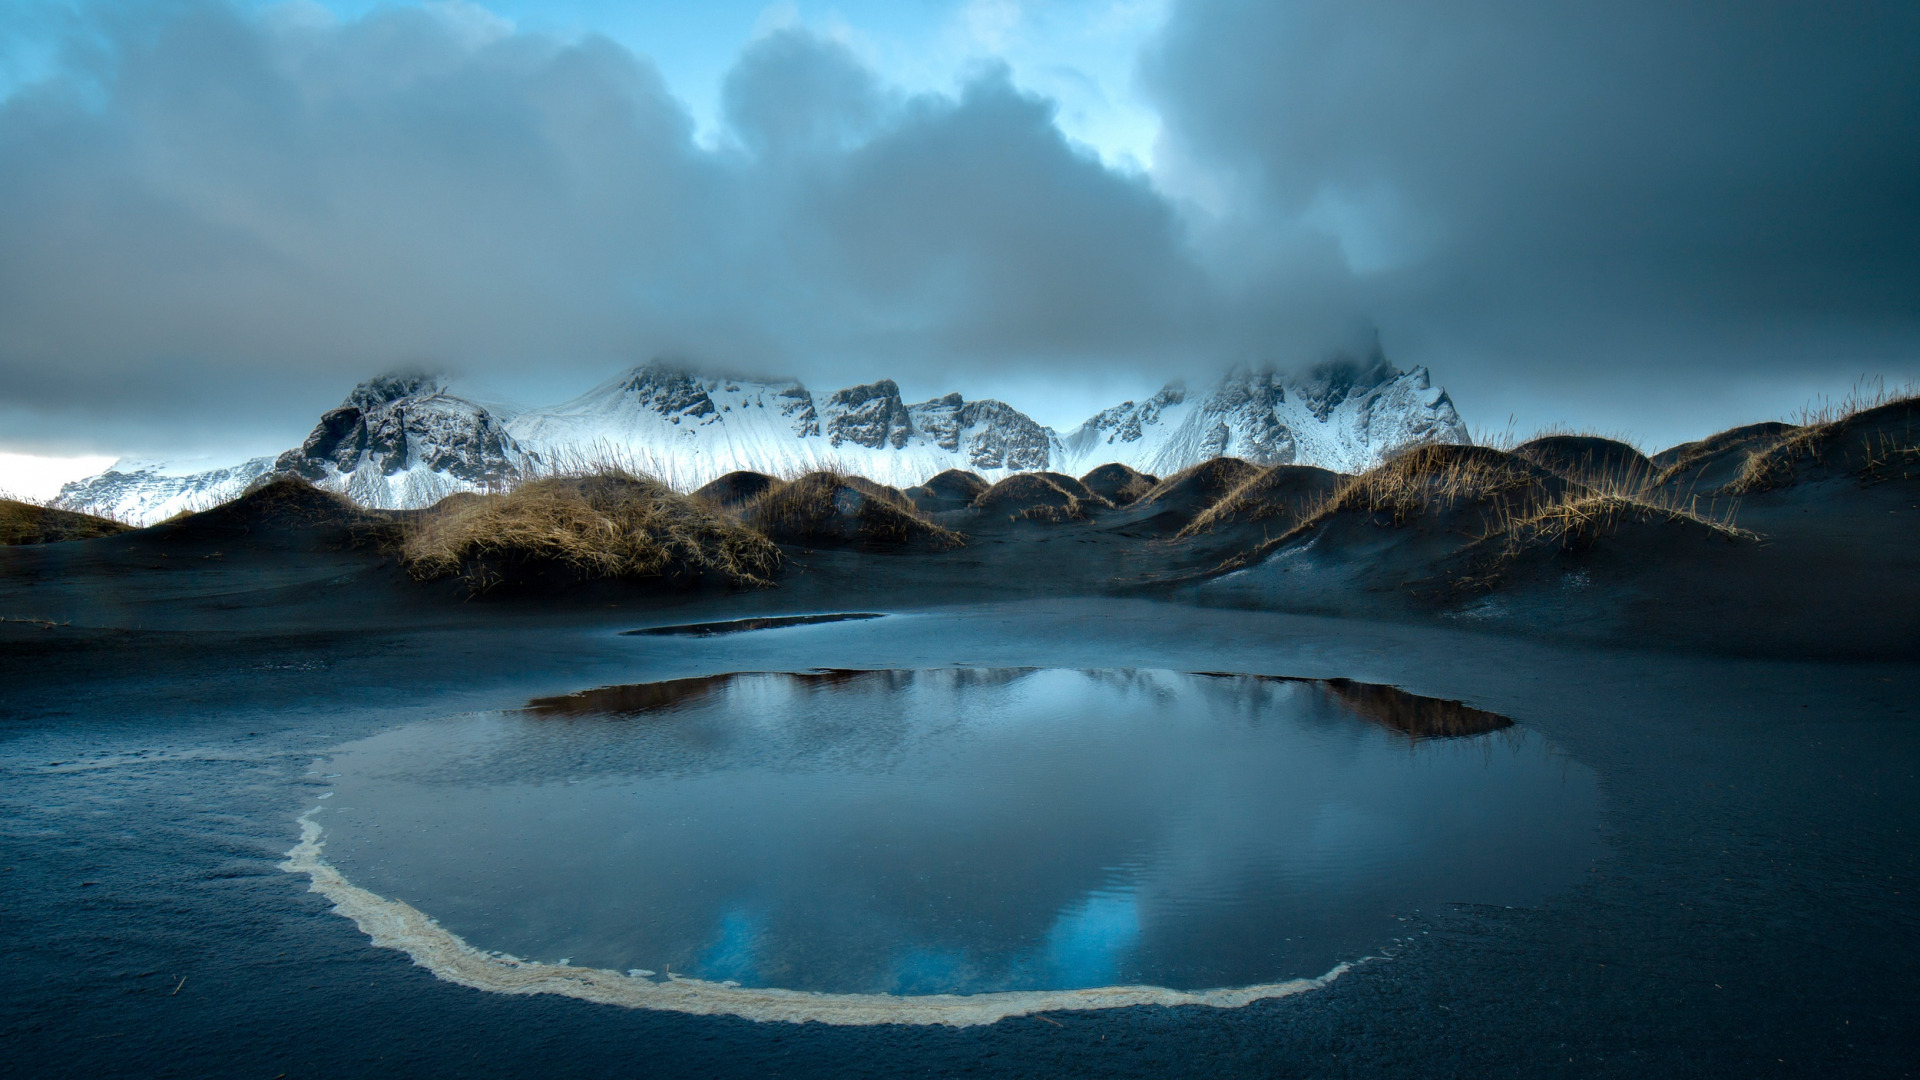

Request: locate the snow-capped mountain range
(56, 354), (1466, 525)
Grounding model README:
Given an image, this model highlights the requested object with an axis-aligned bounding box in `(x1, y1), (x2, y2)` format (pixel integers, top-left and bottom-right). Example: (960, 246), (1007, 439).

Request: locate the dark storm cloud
(717, 31), (1214, 374)
(0, 2), (1216, 452)
(1144, 0), (1920, 424)
(2, 0), (1917, 456)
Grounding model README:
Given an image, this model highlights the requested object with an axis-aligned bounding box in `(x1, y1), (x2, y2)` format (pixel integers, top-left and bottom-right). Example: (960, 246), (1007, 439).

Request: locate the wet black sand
(3, 589), (1917, 1078)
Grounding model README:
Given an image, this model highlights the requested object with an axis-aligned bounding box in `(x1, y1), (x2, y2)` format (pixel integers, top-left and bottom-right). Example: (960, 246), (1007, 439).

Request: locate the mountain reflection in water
(322, 667), (1593, 995)
(527, 668), (1513, 741)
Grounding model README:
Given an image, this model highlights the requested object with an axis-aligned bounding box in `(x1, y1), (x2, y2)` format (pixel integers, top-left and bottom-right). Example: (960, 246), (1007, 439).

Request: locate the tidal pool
(306, 668), (1601, 1006)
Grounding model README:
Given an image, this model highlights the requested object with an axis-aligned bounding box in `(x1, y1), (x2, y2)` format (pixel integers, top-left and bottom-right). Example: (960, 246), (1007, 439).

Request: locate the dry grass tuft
(1787, 377), (1920, 429)
(1010, 505), (1077, 524)
(1725, 430), (1821, 494)
(0, 499), (132, 545)
(1313, 444), (1550, 526)
(1415, 492), (1761, 599)
(1491, 493), (1757, 554)
(746, 471), (965, 548)
(1725, 382), (1920, 494)
(1859, 432), (1920, 484)
(403, 471), (782, 592)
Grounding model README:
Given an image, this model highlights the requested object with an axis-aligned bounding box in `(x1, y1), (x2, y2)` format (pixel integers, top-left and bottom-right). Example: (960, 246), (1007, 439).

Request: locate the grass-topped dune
(1078, 463), (1158, 506)
(1722, 397), (1920, 494)
(1114, 457), (1267, 535)
(1647, 385), (1918, 497)
(1427, 491), (1761, 598)
(0, 499), (131, 545)
(906, 469), (990, 512)
(18, 382), (1905, 651)
(1513, 434), (1654, 491)
(1174, 464), (1343, 540)
(403, 472), (782, 593)
(152, 476), (399, 545)
(1648, 421), (1798, 493)
(742, 471), (965, 550)
(971, 472), (1111, 522)
(1205, 441), (1757, 595)
(692, 470), (780, 508)
(6, 403), (1913, 656)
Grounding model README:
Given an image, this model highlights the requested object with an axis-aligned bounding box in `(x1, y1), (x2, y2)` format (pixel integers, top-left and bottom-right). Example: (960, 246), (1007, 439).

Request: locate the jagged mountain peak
(907, 395), (1056, 471)
(1059, 357), (1466, 476)
(822, 380), (914, 450)
(276, 376), (527, 507)
(59, 353), (1467, 523)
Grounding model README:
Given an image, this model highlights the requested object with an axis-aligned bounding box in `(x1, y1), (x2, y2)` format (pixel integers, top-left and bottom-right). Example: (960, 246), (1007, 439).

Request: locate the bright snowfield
(56, 356), (1466, 525)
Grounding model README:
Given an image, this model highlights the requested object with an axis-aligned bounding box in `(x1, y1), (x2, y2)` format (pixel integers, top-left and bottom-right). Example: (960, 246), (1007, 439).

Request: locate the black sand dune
(1078, 462), (1157, 506)
(1195, 444), (1584, 596)
(746, 472), (962, 550)
(692, 470), (780, 508)
(400, 473), (780, 595)
(1721, 399), (1920, 493)
(420, 490), (486, 514)
(1175, 464), (1343, 539)
(1513, 434), (1653, 487)
(4, 398), (1916, 658)
(1648, 421), (1797, 493)
(1108, 457), (1264, 535)
(970, 472), (1110, 521)
(1197, 411), (1920, 658)
(1028, 471), (1102, 501)
(904, 468), (989, 512)
(174, 476), (394, 536)
(0, 499), (130, 545)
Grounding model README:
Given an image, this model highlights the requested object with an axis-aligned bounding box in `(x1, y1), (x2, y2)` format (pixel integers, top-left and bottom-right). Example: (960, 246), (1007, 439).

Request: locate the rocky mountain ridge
(57, 356), (1466, 524)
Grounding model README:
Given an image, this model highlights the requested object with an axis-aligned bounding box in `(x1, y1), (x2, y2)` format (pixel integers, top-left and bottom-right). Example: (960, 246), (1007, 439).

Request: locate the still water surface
(318, 668), (1602, 995)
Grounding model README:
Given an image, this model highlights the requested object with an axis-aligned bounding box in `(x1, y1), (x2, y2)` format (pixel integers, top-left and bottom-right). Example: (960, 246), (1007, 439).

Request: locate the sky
(1, 0), (1916, 497)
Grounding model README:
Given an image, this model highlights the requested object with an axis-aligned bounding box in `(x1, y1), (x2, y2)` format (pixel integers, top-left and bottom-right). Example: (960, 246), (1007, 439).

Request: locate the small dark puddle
(322, 668), (1599, 997)
(621, 612), (887, 638)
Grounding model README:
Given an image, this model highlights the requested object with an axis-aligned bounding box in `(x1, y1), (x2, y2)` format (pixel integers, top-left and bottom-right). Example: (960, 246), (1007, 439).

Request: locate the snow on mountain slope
(55, 374), (529, 525)
(504, 366), (1060, 490)
(272, 372), (529, 509)
(57, 353), (1468, 523)
(54, 456), (280, 525)
(1058, 352), (1466, 477)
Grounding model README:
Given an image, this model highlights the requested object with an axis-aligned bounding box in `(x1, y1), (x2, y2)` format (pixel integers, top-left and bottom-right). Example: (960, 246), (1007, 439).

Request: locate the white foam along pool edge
(279, 809), (1355, 1027)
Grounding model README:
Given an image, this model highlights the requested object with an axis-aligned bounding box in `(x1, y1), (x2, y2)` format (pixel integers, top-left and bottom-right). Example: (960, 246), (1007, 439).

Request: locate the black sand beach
(3, 415), (1919, 1076)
